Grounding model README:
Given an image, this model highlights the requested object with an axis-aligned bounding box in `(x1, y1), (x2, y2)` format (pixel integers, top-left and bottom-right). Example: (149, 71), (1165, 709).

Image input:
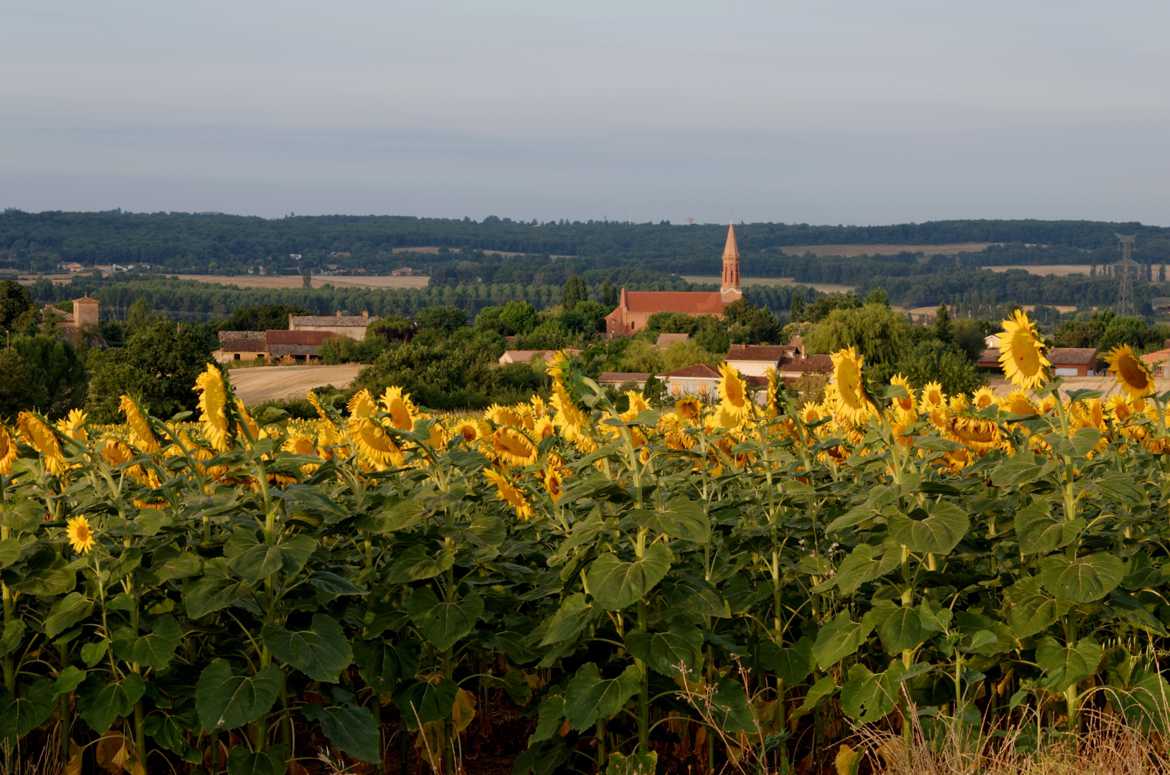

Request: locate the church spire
(720, 224), (742, 301)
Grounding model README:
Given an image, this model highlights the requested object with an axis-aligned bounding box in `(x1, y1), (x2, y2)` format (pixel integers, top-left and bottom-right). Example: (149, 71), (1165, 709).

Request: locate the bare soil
(169, 274), (430, 289)
(230, 364), (365, 405)
(780, 242), (994, 257)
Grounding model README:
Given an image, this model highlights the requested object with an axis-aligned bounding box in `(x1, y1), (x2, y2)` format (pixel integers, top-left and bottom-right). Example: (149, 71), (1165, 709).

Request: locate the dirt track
(230, 364), (364, 405)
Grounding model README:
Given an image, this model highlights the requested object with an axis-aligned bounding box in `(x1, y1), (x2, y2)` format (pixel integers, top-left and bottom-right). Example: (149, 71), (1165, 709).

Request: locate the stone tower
(720, 224), (743, 302)
(73, 296), (99, 328)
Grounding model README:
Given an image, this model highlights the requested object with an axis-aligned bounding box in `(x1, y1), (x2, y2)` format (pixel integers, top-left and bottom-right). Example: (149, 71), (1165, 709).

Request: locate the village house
(976, 347), (1099, 377)
(605, 225), (743, 336)
(597, 372), (650, 390)
(42, 295), (101, 343)
(498, 349), (581, 366)
(288, 311), (375, 341)
(214, 330), (342, 364)
(1141, 347), (1170, 379)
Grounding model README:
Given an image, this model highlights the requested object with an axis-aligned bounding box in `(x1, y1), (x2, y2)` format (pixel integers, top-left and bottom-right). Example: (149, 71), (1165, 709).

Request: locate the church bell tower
(720, 224), (743, 302)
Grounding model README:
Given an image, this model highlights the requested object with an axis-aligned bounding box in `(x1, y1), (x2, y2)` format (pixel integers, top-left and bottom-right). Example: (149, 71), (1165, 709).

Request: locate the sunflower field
(2, 310), (1170, 774)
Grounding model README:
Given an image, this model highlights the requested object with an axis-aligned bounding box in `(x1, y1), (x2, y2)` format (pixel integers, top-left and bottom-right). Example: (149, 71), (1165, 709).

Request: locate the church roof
(618, 291), (726, 316)
(722, 224), (739, 262)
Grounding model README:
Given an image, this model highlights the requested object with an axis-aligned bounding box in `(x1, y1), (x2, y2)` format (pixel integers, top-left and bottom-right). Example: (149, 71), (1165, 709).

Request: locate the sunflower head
(195, 364), (232, 451)
(484, 468), (533, 520)
(1106, 345), (1155, 399)
(717, 363), (750, 416)
(55, 409), (89, 443)
(380, 386), (418, 431)
(17, 411), (66, 475)
(66, 515), (96, 554)
(998, 309), (1050, 391)
(830, 347), (872, 423)
(621, 391), (651, 422)
(119, 395), (160, 453)
(543, 466), (564, 503)
(491, 427), (538, 467)
(0, 425), (17, 475)
(971, 386), (997, 411)
(889, 374), (916, 413)
(921, 381), (946, 410)
(674, 397), (703, 423)
(347, 389), (378, 420)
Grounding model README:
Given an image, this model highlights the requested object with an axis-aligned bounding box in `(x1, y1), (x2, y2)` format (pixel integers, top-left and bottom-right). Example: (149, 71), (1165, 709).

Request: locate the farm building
(214, 330), (342, 364)
(605, 225), (743, 336)
(597, 372), (650, 390)
(288, 311), (375, 341)
(725, 343), (807, 377)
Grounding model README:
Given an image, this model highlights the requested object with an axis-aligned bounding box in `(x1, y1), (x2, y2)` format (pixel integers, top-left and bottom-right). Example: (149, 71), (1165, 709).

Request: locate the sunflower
(491, 427), (538, 466)
(1106, 345), (1155, 399)
(66, 515), (96, 554)
(550, 386), (596, 453)
(920, 381), (946, 410)
(347, 389), (378, 420)
(800, 403), (822, 425)
(118, 395), (160, 453)
(533, 415), (556, 441)
(998, 309), (1050, 391)
(452, 419), (483, 443)
(348, 418), (404, 470)
(948, 416), (1001, 454)
(484, 468), (533, 520)
(542, 466), (565, 503)
(764, 368), (781, 418)
(55, 409), (89, 443)
(17, 412), (67, 476)
(889, 374), (916, 413)
(195, 365), (232, 451)
(621, 391), (651, 422)
(998, 390), (1037, 417)
(485, 403), (531, 430)
(830, 348), (872, 422)
(0, 425), (17, 475)
(307, 390), (330, 421)
(971, 386), (997, 411)
(380, 386), (418, 431)
(717, 363), (750, 417)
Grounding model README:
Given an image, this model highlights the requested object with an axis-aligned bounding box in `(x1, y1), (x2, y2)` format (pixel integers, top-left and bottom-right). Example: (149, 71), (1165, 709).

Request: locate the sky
(2, 0), (1169, 225)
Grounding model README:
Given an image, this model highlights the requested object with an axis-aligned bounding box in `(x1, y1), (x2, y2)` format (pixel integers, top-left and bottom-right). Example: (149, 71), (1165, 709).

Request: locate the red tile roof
(727, 344), (792, 361)
(777, 355), (832, 374)
(663, 364), (721, 379)
(622, 291), (726, 316)
(1141, 348), (1170, 365)
(265, 330), (339, 346)
(218, 331), (267, 351)
(1049, 347), (1097, 366)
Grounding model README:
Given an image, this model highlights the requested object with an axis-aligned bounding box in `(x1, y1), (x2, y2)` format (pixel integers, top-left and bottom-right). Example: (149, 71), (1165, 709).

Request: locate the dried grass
(848, 709), (1170, 775)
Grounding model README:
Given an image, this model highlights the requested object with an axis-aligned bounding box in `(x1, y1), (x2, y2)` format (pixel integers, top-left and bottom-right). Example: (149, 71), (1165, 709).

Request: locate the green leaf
(872, 604), (941, 655)
(227, 746), (288, 775)
(303, 697), (381, 764)
(635, 499), (710, 544)
(396, 678), (457, 728)
(367, 497), (427, 533)
(625, 625), (703, 678)
(793, 675), (837, 719)
(540, 593), (594, 646)
(840, 662), (902, 723)
(79, 673), (145, 734)
(759, 635), (814, 686)
(310, 571), (366, 599)
(1036, 637), (1103, 692)
(1014, 498), (1080, 556)
(605, 750), (658, 775)
(128, 614), (182, 670)
(262, 614), (352, 683)
(563, 662), (642, 731)
(0, 537), (34, 570)
(0, 678), (56, 741)
(833, 542), (900, 595)
(79, 640), (107, 667)
(889, 501), (969, 555)
(406, 588), (484, 652)
(52, 666), (86, 696)
(0, 620), (25, 658)
(990, 453), (1049, 487)
(812, 612), (871, 671)
(586, 543), (673, 611)
(1005, 576), (1067, 639)
(195, 659), (282, 731)
(354, 640), (417, 696)
(43, 591), (92, 639)
(531, 693), (564, 743)
(183, 559), (249, 619)
(1039, 553), (1126, 603)
(151, 551), (203, 583)
(385, 543), (455, 584)
(711, 677), (758, 734)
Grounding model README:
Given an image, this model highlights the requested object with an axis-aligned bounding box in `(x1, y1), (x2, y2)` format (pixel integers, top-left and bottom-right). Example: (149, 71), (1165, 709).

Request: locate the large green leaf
(634, 499), (710, 544)
(1036, 637), (1103, 692)
(0, 620), (26, 658)
(625, 625), (703, 678)
(0, 678), (56, 741)
(889, 501), (969, 555)
(711, 677), (758, 734)
(227, 746), (288, 775)
(303, 694), (381, 764)
(1004, 575), (1067, 639)
(832, 542), (900, 595)
(78, 673), (145, 734)
(126, 614), (182, 671)
(840, 662), (903, 723)
(43, 591), (92, 639)
(871, 603), (942, 655)
(793, 675), (837, 719)
(563, 662), (642, 731)
(586, 544), (673, 611)
(1014, 498), (1080, 556)
(396, 677), (457, 728)
(262, 614), (352, 682)
(812, 612), (871, 671)
(406, 588), (483, 652)
(183, 558), (249, 619)
(385, 543), (455, 584)
(195, 659), (282, 731)
(540, 593), (594, 646)
(1039, 553), (1126, 603)
(354, 640), (418, 696)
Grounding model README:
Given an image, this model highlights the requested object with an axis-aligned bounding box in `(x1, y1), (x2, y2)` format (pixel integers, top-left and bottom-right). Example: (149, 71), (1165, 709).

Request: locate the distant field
(985, 264), (1170, 278)
(169, 274), (430, 289)
(391, 246), (576, 259)
(230, 364), (365, 405)
(781, 242), (994, 257)
(682, 275), (854, 294)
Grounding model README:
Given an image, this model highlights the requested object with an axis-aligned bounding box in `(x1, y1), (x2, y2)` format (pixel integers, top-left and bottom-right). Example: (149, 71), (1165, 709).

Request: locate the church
(604, 224), (743, 336)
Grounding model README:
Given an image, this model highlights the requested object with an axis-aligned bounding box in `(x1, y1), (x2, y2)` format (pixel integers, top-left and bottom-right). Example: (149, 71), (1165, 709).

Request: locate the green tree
(562, 275), (588, 309)
(0, 280), (33, 332)
(805, 303), (912, 384)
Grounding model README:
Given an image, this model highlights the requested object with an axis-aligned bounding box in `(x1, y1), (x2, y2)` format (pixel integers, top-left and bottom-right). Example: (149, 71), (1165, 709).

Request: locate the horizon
(4, 2), (1170, 225)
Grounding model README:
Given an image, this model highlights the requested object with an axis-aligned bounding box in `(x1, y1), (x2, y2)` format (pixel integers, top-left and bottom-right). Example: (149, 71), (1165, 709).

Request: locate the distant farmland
(168, 274), (430, 289)
(682, 275), (854, 294)
(780, 242), (994, 257)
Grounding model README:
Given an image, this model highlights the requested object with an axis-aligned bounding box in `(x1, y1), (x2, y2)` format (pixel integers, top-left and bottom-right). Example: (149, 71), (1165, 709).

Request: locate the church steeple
(720, 224), (742, 301)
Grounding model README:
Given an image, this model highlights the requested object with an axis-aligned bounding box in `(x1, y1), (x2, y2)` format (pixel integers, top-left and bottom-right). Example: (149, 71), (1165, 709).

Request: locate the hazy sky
(3, 1), (1169, 224)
